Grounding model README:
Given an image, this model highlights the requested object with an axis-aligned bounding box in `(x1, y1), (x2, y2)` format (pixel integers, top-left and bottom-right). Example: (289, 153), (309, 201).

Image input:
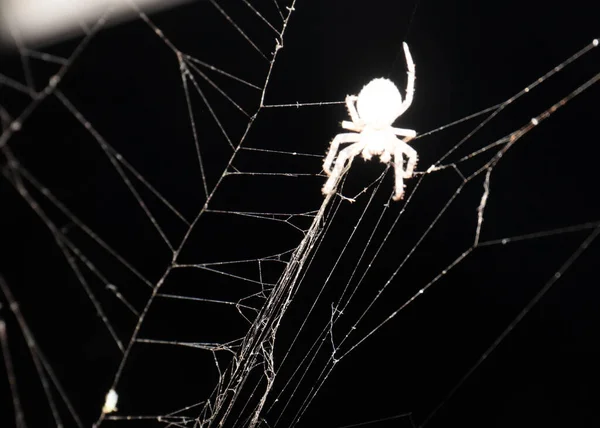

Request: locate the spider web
(1, 1), (599, 427)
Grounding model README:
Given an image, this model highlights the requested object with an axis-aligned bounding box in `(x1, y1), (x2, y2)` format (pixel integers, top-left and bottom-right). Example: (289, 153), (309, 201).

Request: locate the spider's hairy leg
(392, 140), (418, 201)
(392, 153), (406, 201)
(322, 141), (365, 197)
(323, 133), (360, 175)
(401, 141), (418, 179)
(345, 95), (362, 125)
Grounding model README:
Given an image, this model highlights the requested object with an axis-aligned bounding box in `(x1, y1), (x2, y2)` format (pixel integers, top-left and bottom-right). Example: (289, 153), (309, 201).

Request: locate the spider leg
(392, 140), (418, 200)
(323, 133), (361, 176)
(345, 95), (362, 125)
(401, 141), (418, 179)
(391, 127), (417, 139)
(322, 141), (365, 196)
(396, 42), (416, 118)
(342, 120), (362, 132)
(392, 152), (406, 201)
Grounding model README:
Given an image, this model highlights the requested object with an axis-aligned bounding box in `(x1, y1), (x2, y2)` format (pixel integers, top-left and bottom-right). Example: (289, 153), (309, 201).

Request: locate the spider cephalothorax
(322, 42), (418, 201)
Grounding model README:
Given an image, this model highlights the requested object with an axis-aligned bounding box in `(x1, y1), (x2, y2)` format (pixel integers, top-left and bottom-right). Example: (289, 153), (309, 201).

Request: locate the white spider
(322, 42), (418, 201)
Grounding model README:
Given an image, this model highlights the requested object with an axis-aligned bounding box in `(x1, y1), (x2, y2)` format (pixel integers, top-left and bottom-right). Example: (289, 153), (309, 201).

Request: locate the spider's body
(322, 43), (418, 201)
(356, 127), (396, 161)
(356, 78), (404, 129)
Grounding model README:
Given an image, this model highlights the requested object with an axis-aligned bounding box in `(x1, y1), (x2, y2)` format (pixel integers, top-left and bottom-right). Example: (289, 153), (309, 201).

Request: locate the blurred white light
(0, 0), (190, 47)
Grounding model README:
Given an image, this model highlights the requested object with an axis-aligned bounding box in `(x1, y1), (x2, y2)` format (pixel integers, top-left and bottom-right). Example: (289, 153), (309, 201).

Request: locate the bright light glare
(0, 0), (190, 47)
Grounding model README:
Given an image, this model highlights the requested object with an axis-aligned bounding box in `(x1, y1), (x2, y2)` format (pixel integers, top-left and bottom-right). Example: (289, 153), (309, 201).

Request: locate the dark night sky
(1, 1), (599, 428)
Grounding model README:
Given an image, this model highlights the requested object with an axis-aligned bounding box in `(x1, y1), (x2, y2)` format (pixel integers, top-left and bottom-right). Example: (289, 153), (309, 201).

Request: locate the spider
(322, 42), (418, 201)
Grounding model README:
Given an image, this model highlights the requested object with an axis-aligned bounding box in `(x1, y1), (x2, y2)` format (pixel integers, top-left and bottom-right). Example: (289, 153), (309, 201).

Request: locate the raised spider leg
(396, 42), (416, 118)
(323, 133), (361, 176)
(322, 142), (365, 196)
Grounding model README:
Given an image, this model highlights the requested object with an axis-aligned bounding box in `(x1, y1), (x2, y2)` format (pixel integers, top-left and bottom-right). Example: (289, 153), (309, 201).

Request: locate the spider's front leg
(340, 95), (365, 132)
(345, 95), (361, 125)
(323, 133), (361, 176)
(396, 42), (416, 118)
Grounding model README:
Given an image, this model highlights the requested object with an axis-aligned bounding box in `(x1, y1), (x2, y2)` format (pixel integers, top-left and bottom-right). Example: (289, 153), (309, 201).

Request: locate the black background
(1, 1), (599, 427)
